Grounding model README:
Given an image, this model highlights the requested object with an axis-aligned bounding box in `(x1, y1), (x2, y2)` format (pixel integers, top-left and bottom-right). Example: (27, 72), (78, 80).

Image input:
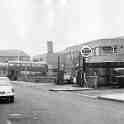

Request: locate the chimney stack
(47, 41), (53, 54)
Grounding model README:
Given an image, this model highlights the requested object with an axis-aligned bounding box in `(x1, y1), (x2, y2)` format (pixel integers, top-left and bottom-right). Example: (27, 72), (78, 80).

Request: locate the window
(101, 46), (113, 55)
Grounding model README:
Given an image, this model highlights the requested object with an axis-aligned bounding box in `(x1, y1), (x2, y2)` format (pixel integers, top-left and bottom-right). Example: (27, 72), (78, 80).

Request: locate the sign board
(80, 46), (92, 57)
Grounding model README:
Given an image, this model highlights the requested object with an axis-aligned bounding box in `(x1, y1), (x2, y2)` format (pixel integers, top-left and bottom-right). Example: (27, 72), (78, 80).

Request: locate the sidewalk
(98, 93), (124, 102)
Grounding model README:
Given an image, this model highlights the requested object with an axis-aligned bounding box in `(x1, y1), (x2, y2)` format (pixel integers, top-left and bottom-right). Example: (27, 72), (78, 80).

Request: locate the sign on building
(80, 46), (92, 57)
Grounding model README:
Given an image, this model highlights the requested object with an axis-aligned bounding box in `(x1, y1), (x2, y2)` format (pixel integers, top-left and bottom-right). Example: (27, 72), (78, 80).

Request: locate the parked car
(0, 77), (15, 103)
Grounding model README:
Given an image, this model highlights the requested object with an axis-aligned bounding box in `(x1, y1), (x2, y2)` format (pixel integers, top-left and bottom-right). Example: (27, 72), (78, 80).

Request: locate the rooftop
(65, 37), (124, 50)
(0, 49), (30, 57)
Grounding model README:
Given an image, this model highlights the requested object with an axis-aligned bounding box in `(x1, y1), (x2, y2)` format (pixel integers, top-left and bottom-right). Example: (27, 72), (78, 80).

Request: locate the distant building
(47, 41), (53, 54)
(32, 54), (47, 62)
(0, 49), (30, 62)
(0, 49), (30, 77)
(32, 51), (65, 75)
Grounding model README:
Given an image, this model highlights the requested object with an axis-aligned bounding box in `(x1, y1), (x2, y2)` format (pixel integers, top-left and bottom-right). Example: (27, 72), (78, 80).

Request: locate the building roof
(0, 49), (30, 57)
(65, 37), (124, 51)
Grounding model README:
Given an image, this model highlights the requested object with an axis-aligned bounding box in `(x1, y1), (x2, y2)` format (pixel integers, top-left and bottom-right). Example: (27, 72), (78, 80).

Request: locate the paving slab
(98, 93), (124, 102)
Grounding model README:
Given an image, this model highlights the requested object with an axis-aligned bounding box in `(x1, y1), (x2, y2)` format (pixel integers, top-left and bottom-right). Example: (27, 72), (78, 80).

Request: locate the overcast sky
(0, 0), (124, 56)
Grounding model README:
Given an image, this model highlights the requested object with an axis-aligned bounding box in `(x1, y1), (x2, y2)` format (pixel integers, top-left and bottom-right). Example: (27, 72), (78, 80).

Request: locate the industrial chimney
(47, 41), (53, 54)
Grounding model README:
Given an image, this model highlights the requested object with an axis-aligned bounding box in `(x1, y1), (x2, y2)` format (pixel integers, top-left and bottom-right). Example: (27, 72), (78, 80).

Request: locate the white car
(0, 77), (15, 103)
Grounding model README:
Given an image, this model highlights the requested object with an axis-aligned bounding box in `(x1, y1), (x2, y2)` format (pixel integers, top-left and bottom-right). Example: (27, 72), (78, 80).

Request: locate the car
(0, 77), (15, 103)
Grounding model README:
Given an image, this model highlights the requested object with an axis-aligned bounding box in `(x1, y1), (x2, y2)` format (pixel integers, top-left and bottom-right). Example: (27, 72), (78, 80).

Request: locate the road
(0, 81), (124, 124)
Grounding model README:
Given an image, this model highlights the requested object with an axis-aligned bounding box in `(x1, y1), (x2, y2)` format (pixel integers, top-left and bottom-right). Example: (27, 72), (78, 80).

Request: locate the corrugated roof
(0, 49), (30, 57)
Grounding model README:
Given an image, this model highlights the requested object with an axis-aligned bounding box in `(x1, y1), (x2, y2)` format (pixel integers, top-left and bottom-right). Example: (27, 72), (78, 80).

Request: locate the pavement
(98, 93), (124, 102)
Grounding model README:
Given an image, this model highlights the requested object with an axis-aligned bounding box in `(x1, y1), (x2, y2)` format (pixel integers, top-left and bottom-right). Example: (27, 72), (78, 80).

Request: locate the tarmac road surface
(0, 81), (124, 124)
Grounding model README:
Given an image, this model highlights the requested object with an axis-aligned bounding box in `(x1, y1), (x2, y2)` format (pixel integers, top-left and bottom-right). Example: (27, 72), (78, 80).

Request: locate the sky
(0, 0), (124, 56)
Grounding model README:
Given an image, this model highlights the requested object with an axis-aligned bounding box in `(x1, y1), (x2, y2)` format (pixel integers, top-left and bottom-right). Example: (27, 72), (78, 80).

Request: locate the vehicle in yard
(0, 77), (15, 103)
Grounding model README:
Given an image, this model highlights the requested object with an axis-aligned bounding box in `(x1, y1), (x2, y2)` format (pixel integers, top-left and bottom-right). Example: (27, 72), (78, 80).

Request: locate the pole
(77, 52), (81, 86)
(79, 52), (81, 70)
(57, 56), (60, 84)
(7, 62), (9, 78)
(83, 57), (88, 88)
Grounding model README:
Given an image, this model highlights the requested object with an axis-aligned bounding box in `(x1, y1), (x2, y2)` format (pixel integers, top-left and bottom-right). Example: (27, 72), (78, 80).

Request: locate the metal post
(57, 56), (60, 84)
(79, 52), (81, 70)
(83, 57), (88, 88)
(83, 57), (86, 72)
(7, 62), (9, 78)
(77, 52), (81, 86)
(58, 56), (60, 73)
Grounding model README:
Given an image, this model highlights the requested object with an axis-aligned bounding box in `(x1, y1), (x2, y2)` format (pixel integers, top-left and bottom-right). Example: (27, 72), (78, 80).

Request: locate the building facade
(63, 37), (124, 87)
(0, 49), (30, 62)
(64, 38), (124, 64)
(0, 49), (30, 77)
